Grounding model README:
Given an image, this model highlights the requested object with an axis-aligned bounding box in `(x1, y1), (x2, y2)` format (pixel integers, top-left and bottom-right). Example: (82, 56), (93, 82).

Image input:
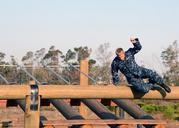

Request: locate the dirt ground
(0, 106), (178, 128)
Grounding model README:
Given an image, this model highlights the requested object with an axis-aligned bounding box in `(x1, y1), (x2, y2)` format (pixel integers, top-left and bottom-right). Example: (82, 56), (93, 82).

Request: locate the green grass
(141, 103), (179, 120)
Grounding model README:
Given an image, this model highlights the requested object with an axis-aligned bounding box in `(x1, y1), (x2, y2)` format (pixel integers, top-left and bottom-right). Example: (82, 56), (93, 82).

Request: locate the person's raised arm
(111, 60), (120, 85)
(128, 37), (142, 55)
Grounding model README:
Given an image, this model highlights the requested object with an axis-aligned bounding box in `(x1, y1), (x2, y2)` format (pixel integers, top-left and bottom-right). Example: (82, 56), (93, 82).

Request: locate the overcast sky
(0, 0), (178, 73)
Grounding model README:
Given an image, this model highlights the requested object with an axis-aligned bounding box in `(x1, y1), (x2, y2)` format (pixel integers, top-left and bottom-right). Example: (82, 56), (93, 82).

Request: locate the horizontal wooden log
(0, 85), (30, 99)
(40, 85), (179, 100)
(42, 119), (166, 125)
(0, 85), (178, 100)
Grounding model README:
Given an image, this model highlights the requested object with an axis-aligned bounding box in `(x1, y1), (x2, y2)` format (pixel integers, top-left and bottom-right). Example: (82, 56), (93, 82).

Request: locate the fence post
(80, 60), (93, 128)
(79, 60), (89, 118)
(25, 85), (40, 128)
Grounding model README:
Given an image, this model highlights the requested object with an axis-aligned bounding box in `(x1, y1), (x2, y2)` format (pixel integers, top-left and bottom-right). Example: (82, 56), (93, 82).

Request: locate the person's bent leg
(140, 68), (171, 93)
(140, 68), (163, 84)
(129, 78), (153, 93)
(129, 78), (167, 96)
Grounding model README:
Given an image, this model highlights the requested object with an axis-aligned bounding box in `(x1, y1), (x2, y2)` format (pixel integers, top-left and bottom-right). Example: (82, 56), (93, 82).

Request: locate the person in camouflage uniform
(111, 37), (171, 93)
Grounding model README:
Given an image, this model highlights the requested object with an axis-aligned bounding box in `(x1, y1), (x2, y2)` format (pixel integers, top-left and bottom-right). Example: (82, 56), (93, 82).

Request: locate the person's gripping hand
(130, 37), (139, 44)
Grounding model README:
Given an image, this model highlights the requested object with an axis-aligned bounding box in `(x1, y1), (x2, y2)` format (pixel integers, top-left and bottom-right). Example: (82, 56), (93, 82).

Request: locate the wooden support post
(25, 85), (40, 128)
(80, 60), (89, 118)
(80, 60), (93, 128)
(0, 100), (7, 108)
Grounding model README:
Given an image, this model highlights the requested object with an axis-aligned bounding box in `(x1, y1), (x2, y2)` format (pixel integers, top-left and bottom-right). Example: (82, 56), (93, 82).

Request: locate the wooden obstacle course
(0, 60), (177, 128)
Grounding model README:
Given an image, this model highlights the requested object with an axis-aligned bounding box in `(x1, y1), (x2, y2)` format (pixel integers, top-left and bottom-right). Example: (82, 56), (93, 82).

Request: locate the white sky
(0, 0), (178, 74)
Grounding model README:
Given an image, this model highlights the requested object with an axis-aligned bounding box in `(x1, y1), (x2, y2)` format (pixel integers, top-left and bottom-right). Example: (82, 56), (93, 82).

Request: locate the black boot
(151, 85), (166, 97)
(160, 84), (171, 93)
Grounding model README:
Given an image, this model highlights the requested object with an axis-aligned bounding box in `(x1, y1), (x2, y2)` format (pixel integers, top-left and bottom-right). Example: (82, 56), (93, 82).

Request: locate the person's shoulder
(113, 56), (119, 61)
(112, 56), (119, 63)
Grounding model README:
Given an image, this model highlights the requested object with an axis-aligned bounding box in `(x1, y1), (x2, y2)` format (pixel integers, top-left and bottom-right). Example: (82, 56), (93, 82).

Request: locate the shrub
(163, 105), (175, 119)
(141, 104), (156, 113)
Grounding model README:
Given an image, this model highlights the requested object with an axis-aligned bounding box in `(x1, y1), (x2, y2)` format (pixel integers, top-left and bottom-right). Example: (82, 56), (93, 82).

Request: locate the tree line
(0, 41), (178, 85)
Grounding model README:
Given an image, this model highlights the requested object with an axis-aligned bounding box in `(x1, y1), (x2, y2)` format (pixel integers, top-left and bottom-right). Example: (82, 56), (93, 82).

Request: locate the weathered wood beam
(42, 119), (166, 125)
(0, 85), (178, 100)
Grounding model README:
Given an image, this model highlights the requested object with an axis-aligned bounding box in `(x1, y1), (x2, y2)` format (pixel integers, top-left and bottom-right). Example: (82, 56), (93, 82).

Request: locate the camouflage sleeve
(128, 41), (142, 55)
(111, 60), (120, 85)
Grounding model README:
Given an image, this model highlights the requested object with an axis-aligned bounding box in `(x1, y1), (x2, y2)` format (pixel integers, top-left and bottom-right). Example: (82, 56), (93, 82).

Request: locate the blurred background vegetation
(0, 40), (178, 120)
